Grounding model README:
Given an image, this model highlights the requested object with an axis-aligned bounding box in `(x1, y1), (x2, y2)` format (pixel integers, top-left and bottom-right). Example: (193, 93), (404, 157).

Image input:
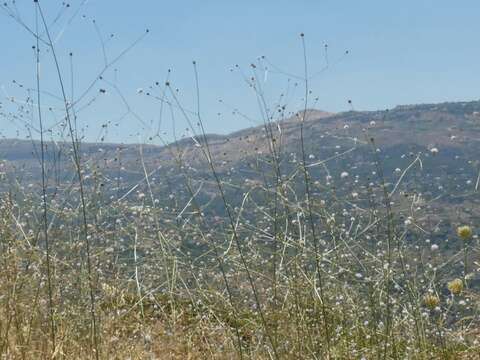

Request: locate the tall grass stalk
(34, 4), (56, 353)
(36, 2), (100, 358)
(299, 33), (331, 357)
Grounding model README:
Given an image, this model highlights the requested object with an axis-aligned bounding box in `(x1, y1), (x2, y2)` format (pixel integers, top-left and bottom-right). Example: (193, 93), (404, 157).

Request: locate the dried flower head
(447, 278), (464, 296)
(457, 225), (473, 240)
(424, 294), (440, 310)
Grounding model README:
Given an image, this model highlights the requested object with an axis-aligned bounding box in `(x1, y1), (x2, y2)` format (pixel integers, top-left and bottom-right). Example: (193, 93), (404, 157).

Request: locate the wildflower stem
(34, 4), (56, 353)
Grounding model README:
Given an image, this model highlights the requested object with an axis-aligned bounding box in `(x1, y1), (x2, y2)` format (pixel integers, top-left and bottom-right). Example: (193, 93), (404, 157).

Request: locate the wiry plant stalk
(34, 4), (56, 353)
(35, 2), (100, 358)
(298, 33), (331, 357)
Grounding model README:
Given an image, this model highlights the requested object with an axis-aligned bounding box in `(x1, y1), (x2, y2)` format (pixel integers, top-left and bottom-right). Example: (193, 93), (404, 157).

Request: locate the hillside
(2, 100), (479, 228)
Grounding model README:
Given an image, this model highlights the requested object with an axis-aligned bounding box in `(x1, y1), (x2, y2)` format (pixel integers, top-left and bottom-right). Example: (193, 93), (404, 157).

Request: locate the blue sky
(1, 0), (479, 143)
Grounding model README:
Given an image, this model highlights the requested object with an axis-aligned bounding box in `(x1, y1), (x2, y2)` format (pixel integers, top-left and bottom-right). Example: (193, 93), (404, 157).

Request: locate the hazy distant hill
(1, 100), (479, 230)
(1, 100), (479, 165)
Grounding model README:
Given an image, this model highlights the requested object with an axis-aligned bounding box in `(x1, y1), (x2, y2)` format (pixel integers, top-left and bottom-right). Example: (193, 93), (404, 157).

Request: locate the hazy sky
(1, 1), (479, 143)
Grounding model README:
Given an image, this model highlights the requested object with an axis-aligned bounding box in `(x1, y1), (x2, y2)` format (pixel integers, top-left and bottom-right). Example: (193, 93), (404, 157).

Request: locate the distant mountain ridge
(1, 99), (480, 200)
(1, 100), (479, 162)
